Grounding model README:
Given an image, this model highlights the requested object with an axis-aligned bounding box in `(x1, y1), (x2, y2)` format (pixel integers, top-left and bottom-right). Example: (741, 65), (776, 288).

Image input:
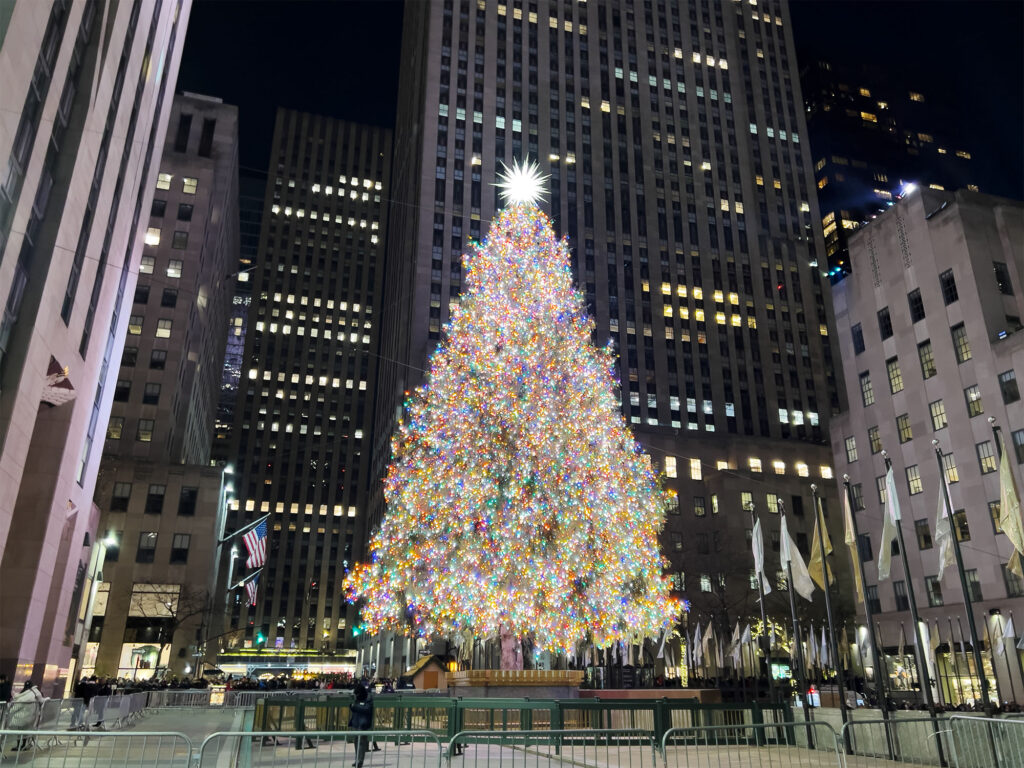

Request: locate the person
(9, 681), (46, 751)
(348, 683), (374, 767)
(0, 673), (12, 703)
(72, 676), (95, 728)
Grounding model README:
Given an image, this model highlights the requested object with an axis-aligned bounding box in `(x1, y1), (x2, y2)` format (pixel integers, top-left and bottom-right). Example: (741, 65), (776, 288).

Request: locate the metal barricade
(197, 729), (443, 767)
(949, 715), (1024, 768)
(147, 688), (213, 708)
(0, 729), (193, 766)
(842, 716), (953, 766)
(662, 721), (843, 768)
(447, 728), (656, 767)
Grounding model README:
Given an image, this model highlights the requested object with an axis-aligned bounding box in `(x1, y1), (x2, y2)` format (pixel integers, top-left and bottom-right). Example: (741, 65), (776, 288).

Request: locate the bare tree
(129, 584), (209, 676)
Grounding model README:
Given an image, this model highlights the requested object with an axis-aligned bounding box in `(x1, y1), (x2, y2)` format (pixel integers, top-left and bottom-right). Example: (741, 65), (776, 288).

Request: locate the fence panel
(447, 728), (655, 767)
(950, 715), (1024, 768)
(841, 715), (954, 766)
(662, 722), (843, 768)
(197, 729), (442, 768)
(0, 729), (192, 767)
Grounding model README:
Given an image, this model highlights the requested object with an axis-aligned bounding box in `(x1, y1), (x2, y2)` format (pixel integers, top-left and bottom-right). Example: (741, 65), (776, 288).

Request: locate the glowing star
(494, 158), (549, 206)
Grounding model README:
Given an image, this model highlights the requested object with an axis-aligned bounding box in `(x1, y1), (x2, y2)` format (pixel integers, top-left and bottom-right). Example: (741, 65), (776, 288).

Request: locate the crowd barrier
(949, 715), (1024, 768)
(449, 728), (655, 766)
(0, 729), (193, 766)
(197, 729), (442, 767)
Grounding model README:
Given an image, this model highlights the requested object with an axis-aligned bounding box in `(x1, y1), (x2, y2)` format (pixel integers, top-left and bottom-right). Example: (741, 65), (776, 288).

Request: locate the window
(906, 465), (923, 494)
(198, 117), (216, 157)
(155, 319), (172, 338)
(106, 416), (124, 439)
(1004, 564), (1024, 597)
(139, 256), (154, 274)
(670, 532), (682, 551)
(700, 574), (712, 592)
(161, 288), (178, 308)
(128, 315), (143, 335)
(182, 177), (198, 194)
(167, 259), (183, 278)
(133, 284), (149, 304)
(851, 323), (865, 354)
(150, 350), (167, 369)
(925, 576), (944, 606)
(104, 531), (121, 562)
(171, 231), (188, 249)
(694, 496), (706, 517)
(860, 372), (875, 406)
(940, 269), (958, 305)
(965, 569), (983, 602)
(907, 288), (925, 322)
(999, 371), (1020, 404)
(690, 458), (701, 480)
(766, 493), (780, 514)
(918, 341), (937, 379)
(136, 419), (155, 442)
(711, 495), (719, 515)
(696, 533), (709, 554)
(170, 533), (191, 564)
(915, 519), (933, 549)
(666, 493), (679, 515)
(868, 426), (882, 454)
(664, 456), (677, 478)
(877, 307), (893, 340)
(845, 436), (858, 463)
(951, 323), (971, 363)
(136, 532), (158, 563)
(994, 262), (1013, 295)
(942, 452), (959, 483)
(850, 483), (865, 511)
(156, 172), (172, 190)
(929, 400), (948, 430)
(122, 347), (138, 367)
(866, 585), (881, 614)
(143, 383), (161, 405)
(749, 458), (762, 472)
(896, 413), (913, 443)
(174, 113), (192, 152)
(953, 510), (971, 541)
(976, 441), (997, 473)
(894, 580), (910, 611)
(151, 198), (166, 218)
(886, 357), (904, 393)
(964, 385), (984, 417)
(144, 227), (161, 246)
(145, 484), (166, 514)
(114, 379), (131, 402)
(177, 203), (193, 221)
(876, 475), (888, 504)
(1014, 429), (1024, 464)
(991, 500), (1003, 533)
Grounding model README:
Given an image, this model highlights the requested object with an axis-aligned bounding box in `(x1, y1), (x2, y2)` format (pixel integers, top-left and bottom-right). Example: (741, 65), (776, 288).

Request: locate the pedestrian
(348, 683), (374, 767)
(0, 673), (12, 703)
(9, 680), (46, 751)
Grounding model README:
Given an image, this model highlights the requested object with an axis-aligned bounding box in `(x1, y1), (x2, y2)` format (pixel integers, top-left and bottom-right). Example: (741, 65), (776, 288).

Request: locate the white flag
(998, 436), (1024, 576)
(934, 480), (956, 581)
(821, 626), (829, 670)
(656, 626), (669, 659)
(731, 622), (742, 666)
(752, 518), (772, 594)
(808, 622), (818, 667)
(997, 616), (1016, 656)
(878, 465), (902, 580)
(780, 514), (815, 600)
(741, 624), (752, 646)
(693, 624), (703, 666)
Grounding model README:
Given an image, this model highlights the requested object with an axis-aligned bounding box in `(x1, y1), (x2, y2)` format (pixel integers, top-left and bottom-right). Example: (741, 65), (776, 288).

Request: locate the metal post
(749, 502), (777, 703)
(932, 440), (993, 710)
(947, 617), (965, 705)
(843, 476), (894, 758)
(785, 562), (815, 746)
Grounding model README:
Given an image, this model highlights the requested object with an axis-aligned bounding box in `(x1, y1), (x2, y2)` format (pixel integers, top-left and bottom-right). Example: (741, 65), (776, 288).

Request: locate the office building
(0, 0), (191, 695)
(88, 93), (239, 679)
(829, 187), (1024, 703)
(363, 0), (846, 676)
(800, 59), (978, 280)
(220, 109), (391, 674)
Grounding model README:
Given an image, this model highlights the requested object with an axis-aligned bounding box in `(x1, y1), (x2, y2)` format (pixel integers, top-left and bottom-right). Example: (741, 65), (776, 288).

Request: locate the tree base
(448, 669), (584, 699)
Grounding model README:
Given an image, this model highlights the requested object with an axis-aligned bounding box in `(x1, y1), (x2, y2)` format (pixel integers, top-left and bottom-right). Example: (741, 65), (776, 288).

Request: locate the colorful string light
(344, 201), (678, 653)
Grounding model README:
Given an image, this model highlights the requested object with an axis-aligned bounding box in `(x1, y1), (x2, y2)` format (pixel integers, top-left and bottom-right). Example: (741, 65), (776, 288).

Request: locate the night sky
(177, 0), (1023, 199)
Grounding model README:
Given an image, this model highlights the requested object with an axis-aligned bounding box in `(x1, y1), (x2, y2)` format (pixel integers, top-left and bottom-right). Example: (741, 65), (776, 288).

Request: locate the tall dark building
(799, 59), (978, 280)
(363, 0), (846, 676)
(221, 110), (391, 673)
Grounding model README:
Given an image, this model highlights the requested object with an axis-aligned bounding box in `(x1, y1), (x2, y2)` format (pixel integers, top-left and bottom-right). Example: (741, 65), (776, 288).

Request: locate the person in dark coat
(348, 683), (375, 767)
(0, 673), (12, 703)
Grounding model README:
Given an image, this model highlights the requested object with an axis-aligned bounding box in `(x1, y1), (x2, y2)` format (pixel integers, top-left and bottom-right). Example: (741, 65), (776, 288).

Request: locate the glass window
(918, 340), (937, 379)
(896, 413), (913, 443)
(866, 584), (881, 613)
(907, 288), (925, 322)
(664, 456), (677, 477)
(104, 530), (121, 562)
(964, 385), (984, 417)
(161, 288), (178, 308)
(111, 482), (132, 511)
(851, 323), (865, 354)
(766, 493), (780, 514)
(965, 569), (983, 601)
(1013, 429), (1024, 464)
(136, 532), (157, 563)
(171, 231), (188, 249)
(925, 576), (944, 607)
(942, 452), (959, 483)
(155, 319), (172, 338)
(877, 307), (893, 340)
(915, 519), (933, 549)
(143, 383), (161, 405)
(127, 315), (143, 335)
(954, 510), (971, 541)
(876, 475), (888, 504)
(906, 465), (923, 495)
(994, 262), (1013, 295)
(133, 284), (149, 304)
(114, 379), (131, 402)
(182, 177), (198, 194)
(106, 416), (124, 439)
(845, 436), (858, 462)
(1003, 563), (1024, 597)
(860, 372), (874, 406)
(929, 400), (948, 430)
(976, 441), (997, 474)
(868, 425), (882, 453)
(951, 323), (971, 363)
(139, 256), (154, 274)
(886, 357), (904, 393)
(167, 259), (183, 278)
(145, 484), (165, 514)
(940, 269), (958, 305)
(170, 533), (191, 564)
(694, 496), (706, 517)
(700, 574), (712, 592)
(144, 227), (161, 246)
(696, 533), (708, 554)
(711, 494), (719, 515)
(156, 173), (172, 190)
(151, 199), (166, 217)
(850, 483), (865, 511)
(177, 203), (193, 221)
(894, 580), (910, 611)
(122, 347), (138, 367)
(999, 371), (1020, 404)
(666, 493), (679, 515)
(991, 501), (1003, 533)
(137, 418), (154, 442)
(150, 350), (167, 369)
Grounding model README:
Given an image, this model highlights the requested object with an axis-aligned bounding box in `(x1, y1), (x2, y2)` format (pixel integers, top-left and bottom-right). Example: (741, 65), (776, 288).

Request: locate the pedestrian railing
(662, 721), (843, 768)
(0, 729), (193, 766)
(196, 729), (443, 768)
(448, 728), (656, 766)
(949, 715), (1024, 768)
(146, 688), (214, 708)
(841, 715), (953, 766)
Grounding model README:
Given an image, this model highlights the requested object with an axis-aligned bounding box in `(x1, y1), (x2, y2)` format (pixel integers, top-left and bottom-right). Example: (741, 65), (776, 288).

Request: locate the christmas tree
(345, 161), (677, 657)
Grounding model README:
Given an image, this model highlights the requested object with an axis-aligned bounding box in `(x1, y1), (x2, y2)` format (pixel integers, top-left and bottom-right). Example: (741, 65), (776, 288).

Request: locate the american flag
(246, 573), (259, 606)
(243, 520), (268, 568)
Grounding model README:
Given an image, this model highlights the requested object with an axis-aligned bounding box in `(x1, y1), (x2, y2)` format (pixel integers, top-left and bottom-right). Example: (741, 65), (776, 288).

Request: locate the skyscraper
(89, 93), (238, 679)
(364, 0), (845, 675)
(221, 110), (390, 673)
(829, 187), (1024, 704)
(0, 0), (191, 695)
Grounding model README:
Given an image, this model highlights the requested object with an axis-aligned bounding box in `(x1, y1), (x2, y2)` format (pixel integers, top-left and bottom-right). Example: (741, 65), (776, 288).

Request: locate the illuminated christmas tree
(345, 161), (677, 660)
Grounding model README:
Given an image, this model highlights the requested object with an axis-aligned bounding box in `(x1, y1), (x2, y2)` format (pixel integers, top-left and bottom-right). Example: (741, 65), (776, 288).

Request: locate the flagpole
(785, 561), (814, 742)
(230, 566), (263, 591)
(956, 617), (978, 704)
(1012, 611), (1024, 700)
(219, 512), (271, 544)
(983, 619), (1004, 704)
(843, 476), (894, 757)
(931, 440), (992, 709)
(998, 615), (1018, 704)
(748, 501), (778, 703)
(947, 617), (965, 704)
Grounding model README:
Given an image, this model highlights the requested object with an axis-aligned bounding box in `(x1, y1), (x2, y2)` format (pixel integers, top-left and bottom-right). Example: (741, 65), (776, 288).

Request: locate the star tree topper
(495, 158), (550, 206)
